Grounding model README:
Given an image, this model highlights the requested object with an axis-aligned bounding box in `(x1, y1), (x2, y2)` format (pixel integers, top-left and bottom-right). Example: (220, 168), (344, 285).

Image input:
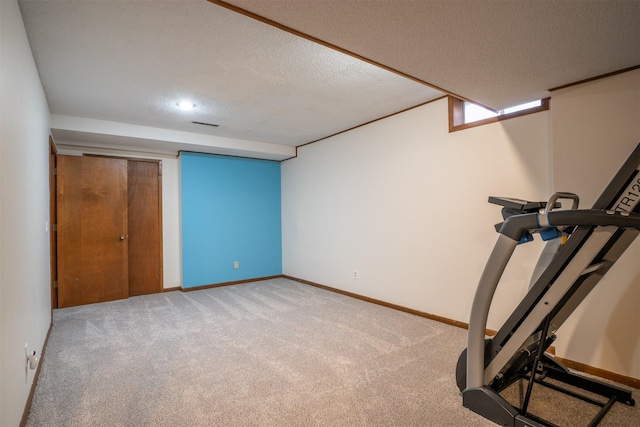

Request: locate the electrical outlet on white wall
(353, 269), (359, 279)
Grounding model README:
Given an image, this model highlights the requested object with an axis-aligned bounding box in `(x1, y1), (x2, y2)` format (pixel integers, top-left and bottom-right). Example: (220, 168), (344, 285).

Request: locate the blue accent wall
(180, 153), (281, 288)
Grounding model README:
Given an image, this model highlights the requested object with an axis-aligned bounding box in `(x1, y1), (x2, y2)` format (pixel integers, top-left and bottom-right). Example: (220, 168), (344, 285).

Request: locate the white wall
(0, 0), (53, 425)
(282, 98), (551, 329)
(55, 146), (182, 290)
(551, 69), (640, 378)
(282, 71), (640, 380)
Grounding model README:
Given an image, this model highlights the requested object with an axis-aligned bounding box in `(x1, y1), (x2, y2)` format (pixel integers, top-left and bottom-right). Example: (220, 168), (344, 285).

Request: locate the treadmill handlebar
(498, 209), (640, 241)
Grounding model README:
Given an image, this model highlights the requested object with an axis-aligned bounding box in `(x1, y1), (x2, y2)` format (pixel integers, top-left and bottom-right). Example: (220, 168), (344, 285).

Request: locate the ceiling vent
(191, 121), (219, 127)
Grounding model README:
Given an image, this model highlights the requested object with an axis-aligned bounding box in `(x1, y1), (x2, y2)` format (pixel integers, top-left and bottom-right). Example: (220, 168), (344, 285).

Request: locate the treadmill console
(488, 196), (562, 238)
(488, 196), (559, 219)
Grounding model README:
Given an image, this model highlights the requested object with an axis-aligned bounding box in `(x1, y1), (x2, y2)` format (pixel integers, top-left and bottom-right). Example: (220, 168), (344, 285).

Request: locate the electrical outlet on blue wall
(181, 153), (282, 287)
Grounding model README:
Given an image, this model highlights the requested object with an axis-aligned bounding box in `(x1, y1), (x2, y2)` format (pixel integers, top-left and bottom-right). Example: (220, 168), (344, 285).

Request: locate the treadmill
(457, 143), (640, 426)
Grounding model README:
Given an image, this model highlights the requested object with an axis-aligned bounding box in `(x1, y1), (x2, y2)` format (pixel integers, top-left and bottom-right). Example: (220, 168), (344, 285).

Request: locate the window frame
(448, 96), (550, 132)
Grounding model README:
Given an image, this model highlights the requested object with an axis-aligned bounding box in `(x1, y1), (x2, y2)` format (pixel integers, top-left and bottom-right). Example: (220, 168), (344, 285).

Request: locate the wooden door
(128, 160), (163, 296)
(57, 155), (129, 307)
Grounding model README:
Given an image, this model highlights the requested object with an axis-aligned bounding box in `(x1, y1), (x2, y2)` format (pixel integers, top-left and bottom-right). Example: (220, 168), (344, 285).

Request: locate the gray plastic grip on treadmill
(466, 234), (518, 390)
(498, 213), (540, 240)
(498, 210), (640, 240)
(545, 210), (640, 230)
(544, 192), (579, 213)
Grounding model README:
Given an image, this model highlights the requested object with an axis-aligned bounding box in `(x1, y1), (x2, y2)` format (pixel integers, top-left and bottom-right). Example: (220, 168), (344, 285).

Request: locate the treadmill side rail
(484, 226), (618, 384)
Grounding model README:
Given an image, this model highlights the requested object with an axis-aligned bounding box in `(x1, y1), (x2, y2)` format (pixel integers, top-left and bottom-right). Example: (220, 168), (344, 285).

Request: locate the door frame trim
(49, 137), (57, 309)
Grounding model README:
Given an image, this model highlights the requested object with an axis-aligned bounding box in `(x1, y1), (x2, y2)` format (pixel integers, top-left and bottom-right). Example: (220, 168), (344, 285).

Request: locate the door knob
(120, 234), (126, 240)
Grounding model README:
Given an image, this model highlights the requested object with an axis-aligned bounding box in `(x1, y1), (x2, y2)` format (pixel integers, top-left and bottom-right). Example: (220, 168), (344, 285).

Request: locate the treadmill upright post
(467, 234), (518, 389)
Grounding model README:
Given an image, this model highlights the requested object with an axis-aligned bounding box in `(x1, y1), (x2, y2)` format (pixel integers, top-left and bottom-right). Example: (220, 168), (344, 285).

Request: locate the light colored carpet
(26, 278), (638, 426)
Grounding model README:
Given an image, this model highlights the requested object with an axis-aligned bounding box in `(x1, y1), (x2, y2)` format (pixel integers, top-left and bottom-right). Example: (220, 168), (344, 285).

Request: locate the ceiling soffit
(216, 0), (640, 110)
(19, 0), (444, 158)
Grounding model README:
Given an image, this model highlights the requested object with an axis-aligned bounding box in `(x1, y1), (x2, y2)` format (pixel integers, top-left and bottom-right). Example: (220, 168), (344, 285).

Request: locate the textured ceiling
(18, 0), (640, 160)
(220, 0), (640, 110)
(18, 0), (442, 158)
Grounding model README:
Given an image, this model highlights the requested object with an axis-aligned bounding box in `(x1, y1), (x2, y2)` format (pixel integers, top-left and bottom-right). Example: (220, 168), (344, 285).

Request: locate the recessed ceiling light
(176, 100), (196, 110)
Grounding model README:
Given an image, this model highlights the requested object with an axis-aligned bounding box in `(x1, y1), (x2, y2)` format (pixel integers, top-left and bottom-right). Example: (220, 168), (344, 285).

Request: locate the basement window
(449, 97), (549, 132)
